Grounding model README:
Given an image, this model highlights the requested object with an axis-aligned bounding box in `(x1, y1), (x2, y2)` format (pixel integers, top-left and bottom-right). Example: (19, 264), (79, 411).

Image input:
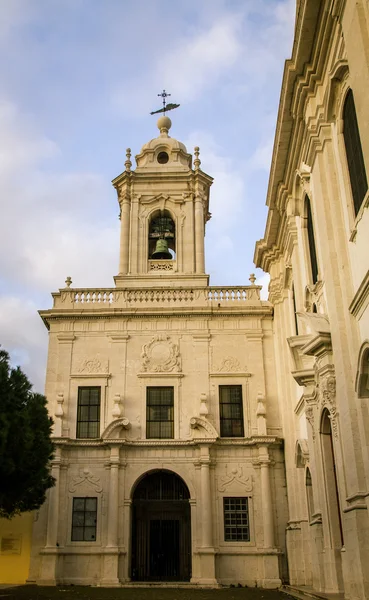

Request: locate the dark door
(150, 518), (180, 579)
(131, 471), (191, 581)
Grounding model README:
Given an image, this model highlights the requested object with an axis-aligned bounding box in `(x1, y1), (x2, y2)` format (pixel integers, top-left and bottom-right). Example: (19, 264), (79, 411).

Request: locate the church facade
(25, 0), (369, 596)
(29, 116), (288, 587)
(255, 1), (369, 599)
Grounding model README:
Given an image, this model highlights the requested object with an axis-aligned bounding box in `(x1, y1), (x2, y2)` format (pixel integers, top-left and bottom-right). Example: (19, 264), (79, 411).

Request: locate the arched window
(306, 467), (314, 521)
(305, 196), (319, 285)
(148, 211), (176, 260)
(343, 89), (368, 216)
(292, 283), (299, 334)
(356, 342), (369, 398)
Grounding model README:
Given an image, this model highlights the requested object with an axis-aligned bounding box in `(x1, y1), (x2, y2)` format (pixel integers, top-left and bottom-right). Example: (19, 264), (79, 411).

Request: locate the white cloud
(0, 296), (48, 392)
(157, 17), (242, 102)
(0, 99), (119, 292)
(256, 272), (270, 300)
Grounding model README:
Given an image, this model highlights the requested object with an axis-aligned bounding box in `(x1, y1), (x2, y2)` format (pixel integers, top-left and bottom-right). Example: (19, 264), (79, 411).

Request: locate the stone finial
(194, 146), (201, 170)
(55, 393), (64, 418)
(125, 148), (132, 172)
(112, 394), (122, 419)
(199, 393), (208, 417)
(65, 276), (72, 288)
(249, 273), (256, 285)
(157, 116), (172, 135)
(256, 392), (267, 435)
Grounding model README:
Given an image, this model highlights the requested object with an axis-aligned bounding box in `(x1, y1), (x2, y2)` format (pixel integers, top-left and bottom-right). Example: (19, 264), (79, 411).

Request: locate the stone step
(281, 584), (344, 600)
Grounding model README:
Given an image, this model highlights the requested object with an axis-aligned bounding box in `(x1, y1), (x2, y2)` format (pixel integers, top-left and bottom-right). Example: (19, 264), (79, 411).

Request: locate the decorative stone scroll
(149, 261), (174, 271)
(69, 468), (102, 493)
(141, 334), (181, 373)
(320, 375), (338, 437)
(218, 465), (253, 492)
(76, 354), (109, 374)
(101, 417), (131, 439)
(214, 356), (243, 373)
(190, 417), (218, 440)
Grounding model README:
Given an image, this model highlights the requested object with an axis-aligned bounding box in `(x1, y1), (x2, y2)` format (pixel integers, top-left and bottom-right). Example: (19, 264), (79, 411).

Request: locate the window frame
(223, 497), (250, 542)
(219, 384), (245, 438)
(76, 386), (101, 439)
(146, 386), (174, 439)
(71, 497), (97, 542)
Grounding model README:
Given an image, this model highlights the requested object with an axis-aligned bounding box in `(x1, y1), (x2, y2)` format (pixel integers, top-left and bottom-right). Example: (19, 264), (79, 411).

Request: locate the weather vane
(150, 89), (180, 116)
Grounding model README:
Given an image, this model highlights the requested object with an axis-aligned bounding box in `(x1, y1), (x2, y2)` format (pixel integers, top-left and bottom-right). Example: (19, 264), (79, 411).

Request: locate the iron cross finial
(158, 89), (171, 112)
(150, 90), (180, 116)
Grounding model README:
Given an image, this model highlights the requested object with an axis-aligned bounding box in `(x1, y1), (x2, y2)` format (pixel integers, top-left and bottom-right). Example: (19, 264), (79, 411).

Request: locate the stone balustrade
(51, 285), (264, 310)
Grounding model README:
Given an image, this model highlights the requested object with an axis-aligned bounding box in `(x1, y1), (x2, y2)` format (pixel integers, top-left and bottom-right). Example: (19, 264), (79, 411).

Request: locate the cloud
(0, 99), (119, 292)
(111, 11), (243, 116)
(256, 272), (270, 300)
(0, 295), (48, 392)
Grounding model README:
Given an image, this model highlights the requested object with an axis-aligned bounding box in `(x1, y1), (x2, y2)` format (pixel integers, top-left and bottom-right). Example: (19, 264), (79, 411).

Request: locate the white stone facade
(255, 1), (369, 599)
(30, 117), (288, 587)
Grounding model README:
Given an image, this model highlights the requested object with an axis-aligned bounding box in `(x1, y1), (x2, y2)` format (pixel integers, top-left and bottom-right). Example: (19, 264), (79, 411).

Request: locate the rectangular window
(146, 386), (174, 439)
(219, 385), (244, 437)
(71, 497), (97, 542)
(76, 387), (101, 438)
(224, 497), (250, 541)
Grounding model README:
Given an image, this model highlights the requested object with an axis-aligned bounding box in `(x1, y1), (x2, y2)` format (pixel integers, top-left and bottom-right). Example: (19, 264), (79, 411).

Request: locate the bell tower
(112, 116), (213, 288)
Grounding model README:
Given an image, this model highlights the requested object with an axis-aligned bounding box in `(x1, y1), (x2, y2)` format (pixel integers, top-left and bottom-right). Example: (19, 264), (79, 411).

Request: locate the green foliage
(0, 348), (55, 518)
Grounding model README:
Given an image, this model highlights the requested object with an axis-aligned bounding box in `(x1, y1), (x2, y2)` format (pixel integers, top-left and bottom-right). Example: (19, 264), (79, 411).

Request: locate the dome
(135, 117), (190, 170)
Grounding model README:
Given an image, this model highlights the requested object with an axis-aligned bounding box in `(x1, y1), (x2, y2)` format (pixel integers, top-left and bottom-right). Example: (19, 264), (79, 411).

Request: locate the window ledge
(350, 188), (369, 242)
(137, 372), (184, 378)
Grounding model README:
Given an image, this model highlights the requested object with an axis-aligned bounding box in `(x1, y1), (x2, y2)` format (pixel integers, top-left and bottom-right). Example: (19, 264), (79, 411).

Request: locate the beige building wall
(255, 1), (369, 599)
(30, 118), (288, 587)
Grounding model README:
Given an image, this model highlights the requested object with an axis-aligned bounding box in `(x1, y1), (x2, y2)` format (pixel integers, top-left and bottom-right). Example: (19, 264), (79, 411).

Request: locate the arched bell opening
(148, 210), (176, 260)
(131, 469), (191, 582)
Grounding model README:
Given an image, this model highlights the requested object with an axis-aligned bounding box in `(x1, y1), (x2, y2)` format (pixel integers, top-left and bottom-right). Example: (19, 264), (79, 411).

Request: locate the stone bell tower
(113, 116), (213, 288)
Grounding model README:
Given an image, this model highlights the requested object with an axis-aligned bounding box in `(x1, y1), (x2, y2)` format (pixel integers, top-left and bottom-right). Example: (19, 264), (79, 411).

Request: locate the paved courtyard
(0, 586), (292, 600)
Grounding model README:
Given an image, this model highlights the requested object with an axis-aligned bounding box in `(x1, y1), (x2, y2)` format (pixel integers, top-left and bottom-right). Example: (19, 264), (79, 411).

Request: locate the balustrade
(54, 285), (263, 310)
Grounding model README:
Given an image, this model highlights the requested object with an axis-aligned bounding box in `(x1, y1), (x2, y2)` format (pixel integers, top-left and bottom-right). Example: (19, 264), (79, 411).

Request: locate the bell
(152, 238), (172, 260)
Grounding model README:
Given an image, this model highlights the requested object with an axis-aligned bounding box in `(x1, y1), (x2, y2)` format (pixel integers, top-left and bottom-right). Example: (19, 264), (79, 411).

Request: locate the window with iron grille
(343, 89), (368, 216)
(76, 387), (100, 438)
(146, 387), (174, 439)
(219, 385), (244, 437)
(224, 497), (250, 541)
(71, 497), (97, 542)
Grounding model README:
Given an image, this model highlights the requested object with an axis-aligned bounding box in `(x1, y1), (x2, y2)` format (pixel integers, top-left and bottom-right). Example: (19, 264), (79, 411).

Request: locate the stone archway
(131, 470), (191, 582)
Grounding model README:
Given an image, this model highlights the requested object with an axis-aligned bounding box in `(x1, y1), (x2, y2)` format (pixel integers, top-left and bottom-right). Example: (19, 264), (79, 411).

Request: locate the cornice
(53, 436), (283, 448)
(255, 1), (339, 266)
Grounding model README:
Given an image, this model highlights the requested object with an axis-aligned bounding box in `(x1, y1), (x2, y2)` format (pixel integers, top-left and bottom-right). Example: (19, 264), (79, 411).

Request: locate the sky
(0, 0), (295, 392)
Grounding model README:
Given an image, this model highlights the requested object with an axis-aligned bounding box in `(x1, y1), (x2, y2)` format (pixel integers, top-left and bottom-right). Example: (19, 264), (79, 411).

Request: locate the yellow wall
(0, 513), (33, 584)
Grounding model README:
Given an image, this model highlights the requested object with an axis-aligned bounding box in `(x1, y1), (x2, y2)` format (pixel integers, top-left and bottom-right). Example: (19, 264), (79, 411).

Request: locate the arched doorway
(131, 470), (191, 581)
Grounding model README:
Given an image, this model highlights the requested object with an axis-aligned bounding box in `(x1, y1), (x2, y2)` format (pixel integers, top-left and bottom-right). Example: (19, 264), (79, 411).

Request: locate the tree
(0, 348), (55, 518)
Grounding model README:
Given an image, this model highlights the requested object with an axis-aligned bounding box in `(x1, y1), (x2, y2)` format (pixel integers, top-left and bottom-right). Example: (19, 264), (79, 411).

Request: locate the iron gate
(131, 471), (191, 581)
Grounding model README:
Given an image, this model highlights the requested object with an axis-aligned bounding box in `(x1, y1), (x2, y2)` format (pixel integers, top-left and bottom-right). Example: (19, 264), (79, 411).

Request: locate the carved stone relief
(141, 334), (181, 372)
(68, 468), (102, 493)
(320, 375), (338, 437)
(217, 465), (253, 492)
(76, 354), (109, 374)
(213, 356), (244, 373)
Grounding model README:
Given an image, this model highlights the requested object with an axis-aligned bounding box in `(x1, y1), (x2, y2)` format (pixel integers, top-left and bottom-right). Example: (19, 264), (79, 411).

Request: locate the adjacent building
(255, 1), (369, 598)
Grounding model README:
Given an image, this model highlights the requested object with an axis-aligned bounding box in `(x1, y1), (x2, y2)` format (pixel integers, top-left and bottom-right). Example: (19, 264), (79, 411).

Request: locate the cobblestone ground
(0, 586), (291, 600)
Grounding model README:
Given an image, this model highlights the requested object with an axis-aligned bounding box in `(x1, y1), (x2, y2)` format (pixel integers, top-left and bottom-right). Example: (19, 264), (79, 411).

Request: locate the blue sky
(0, 0), (295, 391)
